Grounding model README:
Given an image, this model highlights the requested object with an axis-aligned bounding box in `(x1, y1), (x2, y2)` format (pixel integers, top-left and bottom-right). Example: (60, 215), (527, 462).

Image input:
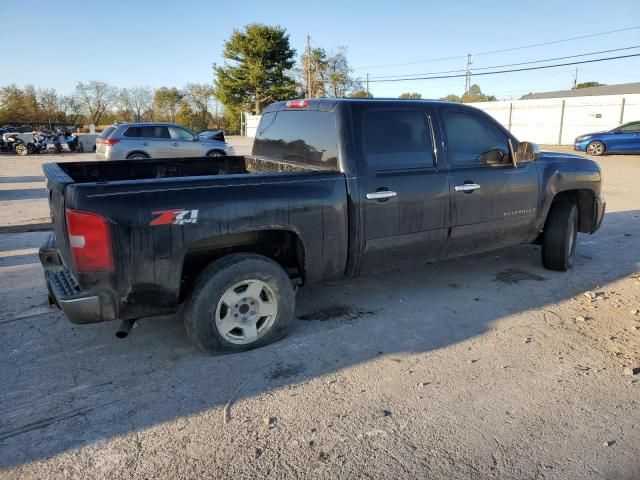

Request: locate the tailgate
(42, 163), (74, 267)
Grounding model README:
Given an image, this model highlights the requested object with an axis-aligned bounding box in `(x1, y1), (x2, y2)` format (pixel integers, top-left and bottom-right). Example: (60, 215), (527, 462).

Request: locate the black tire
(586, 141), (605, 156)
(183, 253), (295, 355)
(206, 150), (224, 157)
(541, 200), (578, 271)
(127, 152), (149, 160)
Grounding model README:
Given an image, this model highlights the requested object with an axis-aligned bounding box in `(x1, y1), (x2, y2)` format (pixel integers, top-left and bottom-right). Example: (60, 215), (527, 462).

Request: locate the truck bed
(42, 155), (350, 322)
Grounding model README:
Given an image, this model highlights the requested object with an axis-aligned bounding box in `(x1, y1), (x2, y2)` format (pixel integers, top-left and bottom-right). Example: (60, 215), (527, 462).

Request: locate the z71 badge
(150, 209), (199, 226)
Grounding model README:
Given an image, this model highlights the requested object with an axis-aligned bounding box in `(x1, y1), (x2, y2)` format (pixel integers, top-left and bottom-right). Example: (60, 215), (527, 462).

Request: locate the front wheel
(541, 200), (578, 271)
(207, 150), (224, 157)
(586, 141), (605, 156)
(183, 253), (295, 355)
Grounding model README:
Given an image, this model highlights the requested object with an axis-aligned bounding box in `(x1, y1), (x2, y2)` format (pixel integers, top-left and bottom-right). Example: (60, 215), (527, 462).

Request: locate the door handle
(171, 142), (179, 147)
(454, 183), (481, 192)
(366, 191), (397, 200)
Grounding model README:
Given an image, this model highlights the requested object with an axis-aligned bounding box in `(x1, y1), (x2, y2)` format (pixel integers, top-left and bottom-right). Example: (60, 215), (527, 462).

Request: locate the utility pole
(366, 73), (370, 95)
(572, 68), (578, 89)
(306, 35), (311, 98)
(464, 54), (472, 95)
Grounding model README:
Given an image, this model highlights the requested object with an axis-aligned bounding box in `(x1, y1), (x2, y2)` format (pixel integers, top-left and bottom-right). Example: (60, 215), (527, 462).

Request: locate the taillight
(65, 209), (114, 272)
(285, 99), (309, 108)
(99, 138), (119, 146)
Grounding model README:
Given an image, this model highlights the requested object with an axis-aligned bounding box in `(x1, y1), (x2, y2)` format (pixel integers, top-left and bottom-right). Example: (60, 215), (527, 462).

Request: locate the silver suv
(96, 123), (234, 160)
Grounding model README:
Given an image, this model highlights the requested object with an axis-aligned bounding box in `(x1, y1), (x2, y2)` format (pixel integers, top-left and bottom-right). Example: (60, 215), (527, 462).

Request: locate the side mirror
(515, 141), (540, 163)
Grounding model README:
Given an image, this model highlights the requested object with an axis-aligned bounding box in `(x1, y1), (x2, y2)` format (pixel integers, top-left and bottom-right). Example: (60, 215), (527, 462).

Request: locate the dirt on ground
(0, 145), (639, 479)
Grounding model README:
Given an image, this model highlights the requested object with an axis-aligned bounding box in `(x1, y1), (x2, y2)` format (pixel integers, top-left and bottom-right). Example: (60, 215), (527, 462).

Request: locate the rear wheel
(14, 144), (28, 156)
(127, 152), (149, 160)
(183, 253), (295, 355)
(541, 200), (578, 271)
(586, 141), (605, 156)
(207, 150), (224, 157)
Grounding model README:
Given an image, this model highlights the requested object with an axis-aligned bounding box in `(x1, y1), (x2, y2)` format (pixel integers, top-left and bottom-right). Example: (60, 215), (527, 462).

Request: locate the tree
(181, 83), (216, 131)
(350, 90), (373, 98)
(59, 95), (84, 125)
(575, 81), (605, 89)
(440, 94), (461, 102)
(441, 84), (495, 103)
(153, 87), (183, 122)
(38, 88), (60, 127)
(297, 47), (328, 98)
(0, 84), (26, 122)
(75, 81), (117, 125)
(325, 47), (361, 98)
(214, 24), (298, 115)
(399, 92), (422, 99)
(120, 86), (153, 122)
(22, 85), (40, 122)
(461, 84), (496, 103)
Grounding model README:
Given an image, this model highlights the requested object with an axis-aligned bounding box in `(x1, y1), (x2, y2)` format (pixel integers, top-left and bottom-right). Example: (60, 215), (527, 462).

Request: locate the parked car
(40, 98), (605, 355)
(198, 130), (225, 142)
(574, 121), (640, 155)
(95, 122), (234, 160)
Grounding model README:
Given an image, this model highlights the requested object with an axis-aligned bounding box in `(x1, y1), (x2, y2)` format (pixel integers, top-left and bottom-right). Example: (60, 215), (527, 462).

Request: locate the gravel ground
(0, 145), (639, 479)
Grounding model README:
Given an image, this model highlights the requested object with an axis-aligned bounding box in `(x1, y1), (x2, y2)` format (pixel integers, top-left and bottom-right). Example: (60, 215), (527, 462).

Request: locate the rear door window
(124, 126), (170, 138)
(362, 109), (434, 170)
(253, 111), (338, 169)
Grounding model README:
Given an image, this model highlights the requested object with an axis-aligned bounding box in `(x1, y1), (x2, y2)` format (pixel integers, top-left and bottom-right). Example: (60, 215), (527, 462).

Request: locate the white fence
(244, 114), (261, 138)
(241, 95), (640, 144)
(472, 94), (640, 145)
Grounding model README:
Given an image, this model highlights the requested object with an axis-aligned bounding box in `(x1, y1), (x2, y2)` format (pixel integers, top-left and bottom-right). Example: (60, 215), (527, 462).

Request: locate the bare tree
(59, 95), (84, 125)
(182, 83), (215, 130)
(153, 87), (183, 122)
(38, 88), (59, 127)
(325, 48), (361, 98)
(120, 86), (153, 122)
(74, 81), (117, 126)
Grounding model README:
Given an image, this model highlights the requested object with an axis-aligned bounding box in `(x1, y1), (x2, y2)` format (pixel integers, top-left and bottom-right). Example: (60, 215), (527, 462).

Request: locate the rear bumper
(592, 195), (606, 233)
(40, 235), (115, 324)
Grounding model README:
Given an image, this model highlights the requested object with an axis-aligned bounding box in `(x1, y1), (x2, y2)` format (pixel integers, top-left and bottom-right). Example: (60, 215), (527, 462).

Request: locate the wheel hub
(214, 280), (278, 344)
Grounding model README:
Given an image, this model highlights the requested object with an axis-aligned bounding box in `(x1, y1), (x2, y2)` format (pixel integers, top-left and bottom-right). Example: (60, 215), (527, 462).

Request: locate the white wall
(472, 94), (640, 145)
(244, 114), (261, 138)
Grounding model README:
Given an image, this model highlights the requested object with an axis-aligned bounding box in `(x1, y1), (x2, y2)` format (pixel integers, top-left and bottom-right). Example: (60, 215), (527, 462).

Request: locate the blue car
(574, 121), (640, 156)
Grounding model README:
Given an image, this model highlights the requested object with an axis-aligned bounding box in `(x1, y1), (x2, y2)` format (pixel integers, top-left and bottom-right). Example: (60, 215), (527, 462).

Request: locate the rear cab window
(253, 111), (339, 170)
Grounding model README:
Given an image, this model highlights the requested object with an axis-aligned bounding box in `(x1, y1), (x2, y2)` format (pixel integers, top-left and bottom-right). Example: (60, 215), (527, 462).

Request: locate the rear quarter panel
(64, 170), (349, 316)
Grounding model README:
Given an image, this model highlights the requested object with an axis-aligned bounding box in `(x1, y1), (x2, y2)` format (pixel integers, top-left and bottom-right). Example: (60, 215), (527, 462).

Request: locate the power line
(474, 26), (640, 56)
(353, 25), (640, 71)
(368, 45), (640, 80)
(366, 53), (640, 83)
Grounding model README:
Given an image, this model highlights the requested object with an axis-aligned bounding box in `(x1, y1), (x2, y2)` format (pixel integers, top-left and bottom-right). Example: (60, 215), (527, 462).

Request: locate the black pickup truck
(40, 99), (605, 354)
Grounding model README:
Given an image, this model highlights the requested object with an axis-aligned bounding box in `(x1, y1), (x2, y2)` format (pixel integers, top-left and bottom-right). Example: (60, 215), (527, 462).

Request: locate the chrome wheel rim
(588, 143), (603, 155)
(214, 279), (278, 345)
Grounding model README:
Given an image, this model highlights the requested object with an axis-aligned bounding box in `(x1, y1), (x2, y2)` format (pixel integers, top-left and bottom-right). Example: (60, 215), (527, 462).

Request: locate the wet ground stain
(298, 305), (376, 322)
(266, 362), (306, 380)
(495, 269), (547, 284)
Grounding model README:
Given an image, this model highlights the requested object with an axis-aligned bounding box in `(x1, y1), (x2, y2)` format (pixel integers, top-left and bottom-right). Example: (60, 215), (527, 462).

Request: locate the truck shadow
(0, 188), (48, 201)
(0, 209), (639, 469)
(0, 176), (45, 184)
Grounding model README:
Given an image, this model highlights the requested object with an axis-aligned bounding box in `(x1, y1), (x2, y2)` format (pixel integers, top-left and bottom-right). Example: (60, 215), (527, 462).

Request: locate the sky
(1, 0), (639, 101)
